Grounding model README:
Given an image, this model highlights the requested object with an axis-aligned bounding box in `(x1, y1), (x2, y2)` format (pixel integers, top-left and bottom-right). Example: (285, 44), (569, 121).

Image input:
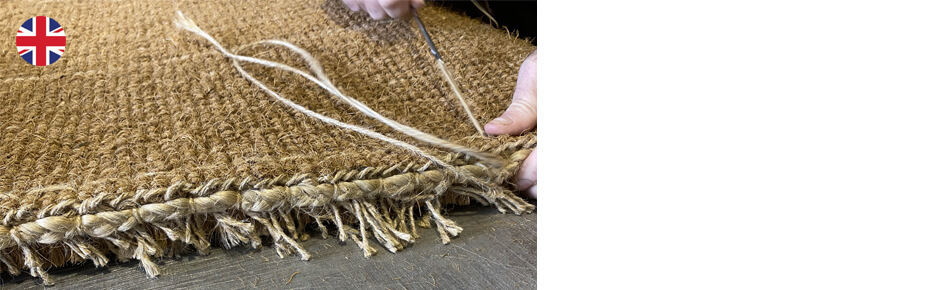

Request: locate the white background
(540, 0), (930, 288)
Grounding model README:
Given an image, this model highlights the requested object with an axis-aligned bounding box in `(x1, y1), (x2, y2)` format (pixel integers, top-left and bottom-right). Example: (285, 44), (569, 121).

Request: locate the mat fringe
(0, 138), (535, 285)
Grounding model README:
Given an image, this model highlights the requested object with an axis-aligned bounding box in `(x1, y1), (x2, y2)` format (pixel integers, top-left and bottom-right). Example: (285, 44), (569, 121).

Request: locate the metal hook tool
(410, 9), (486, 136)
(412, 10), (442, 61)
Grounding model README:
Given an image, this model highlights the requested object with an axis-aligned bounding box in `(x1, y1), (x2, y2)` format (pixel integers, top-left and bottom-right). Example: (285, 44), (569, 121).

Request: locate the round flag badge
(16, 16), (66, 66)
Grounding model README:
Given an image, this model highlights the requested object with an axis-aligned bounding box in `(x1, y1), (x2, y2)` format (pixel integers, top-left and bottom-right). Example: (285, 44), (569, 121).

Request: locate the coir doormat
(0, 0), (535, 285)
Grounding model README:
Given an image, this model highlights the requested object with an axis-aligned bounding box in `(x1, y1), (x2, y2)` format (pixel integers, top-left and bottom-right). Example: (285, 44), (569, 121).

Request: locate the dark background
(435, 0), (537, 45)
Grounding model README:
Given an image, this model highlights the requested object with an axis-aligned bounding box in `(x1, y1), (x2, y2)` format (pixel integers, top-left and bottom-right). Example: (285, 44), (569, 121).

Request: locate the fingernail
(490, 116), (512, 126)
(516, 178), (535, 190)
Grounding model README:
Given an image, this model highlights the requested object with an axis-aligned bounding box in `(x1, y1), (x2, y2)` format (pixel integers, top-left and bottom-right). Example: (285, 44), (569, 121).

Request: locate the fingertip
(515, 148), (537, 189)
(368, 10), (388, 20)
(484, 108), (535, 136)
(412, 0), (426, 9)
(386, 7), (413, 19)
(484, 119), (511, 136)
(516, 178), (534, 191)
(343, 0), (360, 11)
(515, 148), (538, 199)
(362, 1), (388, 20)
(525, 185), (537, 199)
(483, 123), (498, 135)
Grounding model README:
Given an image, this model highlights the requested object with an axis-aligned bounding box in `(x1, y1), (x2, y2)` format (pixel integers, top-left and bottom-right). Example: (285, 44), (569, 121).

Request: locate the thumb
(515, 148), (537, 199)
(486, 51), (537, 136)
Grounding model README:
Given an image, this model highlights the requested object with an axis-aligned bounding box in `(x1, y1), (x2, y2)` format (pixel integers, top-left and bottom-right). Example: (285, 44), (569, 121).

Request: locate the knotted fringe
(0, 140), (535, 285)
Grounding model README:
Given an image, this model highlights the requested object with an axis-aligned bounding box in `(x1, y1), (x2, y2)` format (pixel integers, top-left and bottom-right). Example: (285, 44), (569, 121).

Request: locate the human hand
(342, 0), (426, 20)
(485, 51), (537, 199)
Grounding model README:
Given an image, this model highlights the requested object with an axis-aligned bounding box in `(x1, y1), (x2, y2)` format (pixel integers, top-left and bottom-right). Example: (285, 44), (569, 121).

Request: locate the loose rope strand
(231, 61), (454, 169)
(174, 11), (453, 169)
(174, 11), (504, 167)
(248, 39), (500, 165)
(435, 58), (485, 136)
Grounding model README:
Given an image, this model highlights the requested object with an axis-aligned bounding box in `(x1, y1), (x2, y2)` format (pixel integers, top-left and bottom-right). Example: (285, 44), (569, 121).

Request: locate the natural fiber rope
(174, 11), (505, 167)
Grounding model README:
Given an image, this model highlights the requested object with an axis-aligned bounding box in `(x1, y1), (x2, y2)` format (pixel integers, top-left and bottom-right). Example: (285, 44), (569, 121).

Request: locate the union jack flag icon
(16, 16), (66, 66)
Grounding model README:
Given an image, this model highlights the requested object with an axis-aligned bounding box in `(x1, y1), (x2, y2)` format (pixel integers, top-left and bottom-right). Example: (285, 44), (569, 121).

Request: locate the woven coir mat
(0, 0), (535, 285)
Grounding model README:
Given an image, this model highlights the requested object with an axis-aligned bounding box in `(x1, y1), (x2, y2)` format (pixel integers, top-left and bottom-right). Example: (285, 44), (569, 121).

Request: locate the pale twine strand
(230, 60), (453, 169)
(469, 0), (499, 27)
(173, 11), (504, 167)
(245, 39), (501, 165)
(435, 58), (485, 136)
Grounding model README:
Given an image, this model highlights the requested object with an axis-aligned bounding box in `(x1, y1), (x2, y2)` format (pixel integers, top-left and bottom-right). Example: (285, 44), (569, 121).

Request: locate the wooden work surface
(0, 206), (537, 289)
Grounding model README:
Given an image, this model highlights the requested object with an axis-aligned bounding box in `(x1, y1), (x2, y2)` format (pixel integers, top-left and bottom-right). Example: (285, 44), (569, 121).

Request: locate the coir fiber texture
(0, 0), (536, 285)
